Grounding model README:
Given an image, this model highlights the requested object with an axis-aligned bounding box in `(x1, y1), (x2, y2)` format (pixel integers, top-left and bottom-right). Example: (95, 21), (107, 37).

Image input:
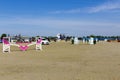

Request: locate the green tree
(1, 33), (7, 40)
(90, 34), (95, 37)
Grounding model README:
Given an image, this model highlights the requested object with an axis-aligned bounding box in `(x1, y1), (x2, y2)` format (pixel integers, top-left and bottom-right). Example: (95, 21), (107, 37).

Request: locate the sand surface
(0, 41), (120, 80)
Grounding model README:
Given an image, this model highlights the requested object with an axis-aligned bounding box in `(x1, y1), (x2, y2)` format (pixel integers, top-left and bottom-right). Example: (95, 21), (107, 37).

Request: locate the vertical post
(36, 43), (42, 51)
(2, 37), (10, 53)
(36, 38), (42, 51)
(89, 37), (94, 45)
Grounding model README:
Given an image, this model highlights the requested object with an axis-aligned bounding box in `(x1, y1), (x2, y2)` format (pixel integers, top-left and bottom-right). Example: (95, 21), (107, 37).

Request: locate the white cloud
(0, 18), (120, 36)
(49, 1), (120, 14)
(50, 8), (81, 14)
(89, 2), (120, 13)
(0, 18), (120, 28)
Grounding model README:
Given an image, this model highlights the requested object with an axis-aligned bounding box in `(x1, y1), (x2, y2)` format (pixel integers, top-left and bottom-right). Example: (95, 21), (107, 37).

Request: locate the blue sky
(0, 0), (120, 36)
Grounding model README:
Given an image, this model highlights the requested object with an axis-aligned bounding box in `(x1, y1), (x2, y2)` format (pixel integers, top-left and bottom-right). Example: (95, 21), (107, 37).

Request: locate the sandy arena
(0, 41), (120, 80)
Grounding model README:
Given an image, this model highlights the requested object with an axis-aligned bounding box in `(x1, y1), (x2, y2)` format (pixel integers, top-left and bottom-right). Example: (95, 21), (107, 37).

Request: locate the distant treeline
(86, 35), (120, 41)
(1, 33), (120, 41)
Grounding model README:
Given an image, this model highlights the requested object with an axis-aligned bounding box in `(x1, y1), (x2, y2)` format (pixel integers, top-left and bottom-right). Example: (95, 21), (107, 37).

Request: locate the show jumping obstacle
(2, 37), (42, 53)
(89, 37), (94, 45)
